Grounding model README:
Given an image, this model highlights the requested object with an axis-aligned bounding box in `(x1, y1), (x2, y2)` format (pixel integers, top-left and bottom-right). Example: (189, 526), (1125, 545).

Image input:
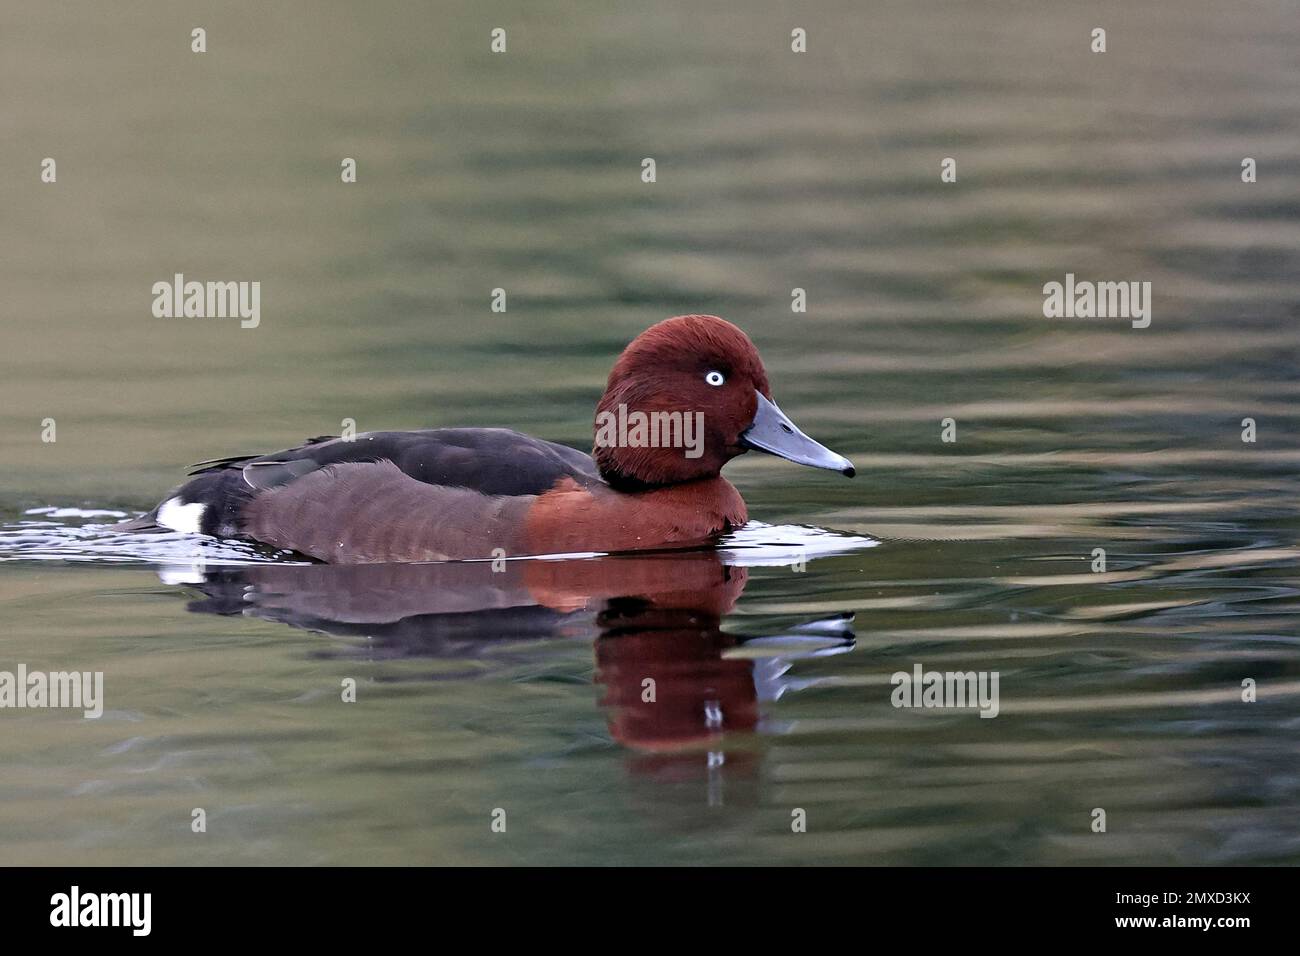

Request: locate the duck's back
(125, 428), (603, 561)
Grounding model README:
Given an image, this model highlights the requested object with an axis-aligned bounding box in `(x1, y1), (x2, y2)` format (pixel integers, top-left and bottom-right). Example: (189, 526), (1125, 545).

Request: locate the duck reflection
(174, 551), (854, 761)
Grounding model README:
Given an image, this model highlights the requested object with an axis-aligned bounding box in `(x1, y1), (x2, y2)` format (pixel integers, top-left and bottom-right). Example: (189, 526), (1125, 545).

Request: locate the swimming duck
(121, 314), (854, 562)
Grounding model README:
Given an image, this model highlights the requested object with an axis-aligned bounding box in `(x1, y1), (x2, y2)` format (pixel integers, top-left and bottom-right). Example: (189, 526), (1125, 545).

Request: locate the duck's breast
(523, 477), (747, 555)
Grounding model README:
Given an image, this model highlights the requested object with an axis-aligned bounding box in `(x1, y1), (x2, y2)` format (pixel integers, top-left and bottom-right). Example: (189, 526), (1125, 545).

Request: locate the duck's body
(123, 315), (852, 563)
(167, 429), (746, 562)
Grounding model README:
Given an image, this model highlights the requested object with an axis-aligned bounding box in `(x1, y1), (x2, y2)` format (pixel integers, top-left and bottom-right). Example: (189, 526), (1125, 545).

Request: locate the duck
(119, 314), (855, 563)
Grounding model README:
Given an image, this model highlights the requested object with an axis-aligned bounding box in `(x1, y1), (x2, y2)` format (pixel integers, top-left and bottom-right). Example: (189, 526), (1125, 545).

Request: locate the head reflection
(177, 551), (852, 766)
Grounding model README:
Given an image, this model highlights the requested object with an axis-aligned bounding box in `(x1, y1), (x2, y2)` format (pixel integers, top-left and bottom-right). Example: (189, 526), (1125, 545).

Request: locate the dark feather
(230, 429), (599, 497)
(241, 458), (322, 490)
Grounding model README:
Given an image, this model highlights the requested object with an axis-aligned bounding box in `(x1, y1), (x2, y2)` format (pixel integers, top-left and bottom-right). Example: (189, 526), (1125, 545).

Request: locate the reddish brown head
(592, 314), (855, 487)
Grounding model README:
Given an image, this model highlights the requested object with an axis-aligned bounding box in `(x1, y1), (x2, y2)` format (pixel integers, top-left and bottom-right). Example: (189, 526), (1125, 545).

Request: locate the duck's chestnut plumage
(122, 315), (853, 563)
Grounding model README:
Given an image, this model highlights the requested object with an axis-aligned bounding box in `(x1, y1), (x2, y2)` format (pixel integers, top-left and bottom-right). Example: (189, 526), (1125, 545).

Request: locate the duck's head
(593, 314), (856, 487)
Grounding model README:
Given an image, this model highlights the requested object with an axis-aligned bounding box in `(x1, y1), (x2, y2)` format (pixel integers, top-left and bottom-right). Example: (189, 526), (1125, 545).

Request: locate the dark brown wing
(192, 428), (600, 496)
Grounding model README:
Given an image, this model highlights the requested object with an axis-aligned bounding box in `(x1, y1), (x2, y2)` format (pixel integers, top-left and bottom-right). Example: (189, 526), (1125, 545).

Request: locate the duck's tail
(111, 468), (255, 538)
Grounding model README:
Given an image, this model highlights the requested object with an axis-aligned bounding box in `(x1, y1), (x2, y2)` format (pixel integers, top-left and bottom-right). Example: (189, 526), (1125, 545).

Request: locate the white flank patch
(157, 497), (206, 534)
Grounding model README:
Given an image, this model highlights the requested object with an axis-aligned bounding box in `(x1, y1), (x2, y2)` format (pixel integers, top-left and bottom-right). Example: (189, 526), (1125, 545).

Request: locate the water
(1, 0), (1298, 865)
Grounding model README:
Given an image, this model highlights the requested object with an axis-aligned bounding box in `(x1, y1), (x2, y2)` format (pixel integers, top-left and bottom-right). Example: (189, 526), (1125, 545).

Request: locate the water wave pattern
(0, 508), (300, 567)
(0, 509), (878, 569)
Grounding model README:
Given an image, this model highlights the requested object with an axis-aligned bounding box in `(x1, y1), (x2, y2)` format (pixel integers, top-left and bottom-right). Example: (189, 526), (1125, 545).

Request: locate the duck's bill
(740, 392), (856, 477)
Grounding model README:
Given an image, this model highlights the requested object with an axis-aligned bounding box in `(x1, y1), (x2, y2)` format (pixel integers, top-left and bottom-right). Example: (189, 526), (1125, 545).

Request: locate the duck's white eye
(705, 370), (726, 387)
